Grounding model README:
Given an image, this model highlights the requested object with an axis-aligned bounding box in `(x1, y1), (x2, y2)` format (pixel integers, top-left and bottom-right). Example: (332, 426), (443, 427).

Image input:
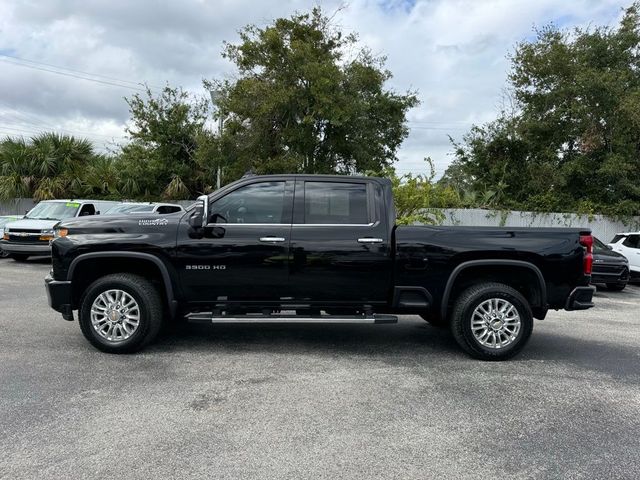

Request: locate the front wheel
(10, 254), (29, 261)
(450, 282), (533, 361)
(605, 283), (626, 291)
(79, 273), (164, 353)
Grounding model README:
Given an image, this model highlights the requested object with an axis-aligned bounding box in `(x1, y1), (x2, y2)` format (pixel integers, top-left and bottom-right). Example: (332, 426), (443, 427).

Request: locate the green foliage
(374, 158), (461, 225)
(116, 86), (218, 199)
(0, 133), (119, 201)
(443, 2), (640, 217)
(207, 7), (418, 177)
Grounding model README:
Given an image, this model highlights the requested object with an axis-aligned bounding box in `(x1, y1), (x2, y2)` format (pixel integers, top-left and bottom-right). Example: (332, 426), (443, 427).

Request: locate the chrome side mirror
(189, 195), (209, 228)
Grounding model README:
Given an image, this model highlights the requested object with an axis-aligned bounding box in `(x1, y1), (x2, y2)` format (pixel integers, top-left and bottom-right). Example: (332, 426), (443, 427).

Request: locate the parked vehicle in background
(591, 237), (629, 291)
(0, 215), (23, 258)
(104, 203), (184, 215)
(608, 232), (640, 282)
(46, 174), (595, 360)
(0, 200), (119, 261)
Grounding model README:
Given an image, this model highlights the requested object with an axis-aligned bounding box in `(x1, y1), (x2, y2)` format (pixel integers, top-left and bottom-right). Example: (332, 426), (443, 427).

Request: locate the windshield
(105, 204), (154, 214)
(25, 202), (80, 220)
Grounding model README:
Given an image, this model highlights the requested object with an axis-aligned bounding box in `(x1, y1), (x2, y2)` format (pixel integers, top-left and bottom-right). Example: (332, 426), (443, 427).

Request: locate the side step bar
(185, 313), (398, 324)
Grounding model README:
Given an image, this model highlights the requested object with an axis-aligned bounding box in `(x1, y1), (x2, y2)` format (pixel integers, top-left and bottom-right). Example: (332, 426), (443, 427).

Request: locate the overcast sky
(0, 0), (627, 176)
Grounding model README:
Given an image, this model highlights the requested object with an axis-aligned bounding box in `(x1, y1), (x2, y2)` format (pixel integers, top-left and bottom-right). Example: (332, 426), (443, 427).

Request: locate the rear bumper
(45, 274), (74, 321)
(565, 286), (596, 311)
(0, 241), (51, 255)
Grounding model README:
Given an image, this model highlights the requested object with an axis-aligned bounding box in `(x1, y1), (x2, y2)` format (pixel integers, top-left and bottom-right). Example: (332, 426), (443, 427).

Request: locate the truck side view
(45, 175), (595, 360)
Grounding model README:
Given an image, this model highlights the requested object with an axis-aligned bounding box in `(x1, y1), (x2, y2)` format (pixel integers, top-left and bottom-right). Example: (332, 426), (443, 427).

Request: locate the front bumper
(565, 285), (596, 311)
(0, 241), (51, 255)
(45, 274), (74, 321)
(591, 264), (629, 285)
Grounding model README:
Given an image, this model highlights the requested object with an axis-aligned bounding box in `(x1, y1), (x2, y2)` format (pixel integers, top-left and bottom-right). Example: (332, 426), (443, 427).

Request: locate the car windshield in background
(105, 204), (151, 214)
(25, 202), (80, 220)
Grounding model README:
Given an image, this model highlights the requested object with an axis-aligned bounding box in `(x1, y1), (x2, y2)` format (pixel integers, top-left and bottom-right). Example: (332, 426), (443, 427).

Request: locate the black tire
(605, 283), (626, 291)
(10, 254), (29, 261)
(79, 273), (164, 353)
(0, 249), (8, 258)
(420, 313), (447, 328)
(450, 282), (533, 361)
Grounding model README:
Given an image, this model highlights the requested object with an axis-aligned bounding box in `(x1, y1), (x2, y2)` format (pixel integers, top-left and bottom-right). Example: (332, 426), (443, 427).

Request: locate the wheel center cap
(108, 310), (120, 322)
(490, 319), (503, 330)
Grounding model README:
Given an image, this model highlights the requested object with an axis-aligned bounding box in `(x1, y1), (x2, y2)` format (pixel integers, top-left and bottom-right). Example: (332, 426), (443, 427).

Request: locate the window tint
(623, 234), (640, 249)
(304, 182), (368, 224)
(210, 181), (286, 224)
(610, 234), (626, 244)
(79, 204), (95, 216)
(593, 237), (608, 252)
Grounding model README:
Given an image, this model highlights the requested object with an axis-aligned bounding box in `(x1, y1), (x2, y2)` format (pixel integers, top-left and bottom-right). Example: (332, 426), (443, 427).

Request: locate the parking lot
(0, 258), (639, 479)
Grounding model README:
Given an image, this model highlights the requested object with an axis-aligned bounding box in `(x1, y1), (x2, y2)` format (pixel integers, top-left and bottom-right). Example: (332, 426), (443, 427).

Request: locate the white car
(104, 202), (184, 215)
(608, 232), (640, 281)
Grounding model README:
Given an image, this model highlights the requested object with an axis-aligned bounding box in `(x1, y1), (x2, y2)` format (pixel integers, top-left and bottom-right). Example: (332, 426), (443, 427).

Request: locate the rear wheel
(450, 282), (533, 361)
(10, 254), (29, 261)
(79, 273), (164, 353)
(605, 283), (626, 291)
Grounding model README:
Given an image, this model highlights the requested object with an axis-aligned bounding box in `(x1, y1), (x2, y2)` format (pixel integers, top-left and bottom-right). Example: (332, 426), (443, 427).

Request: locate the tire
(420, 313), (447, 328)
(450, 282), (533, 361)
(606, 283), (626, 291)
(10, 254), (29, 261)
(0, 249), (8, 258)
(79, 273), (164, 353)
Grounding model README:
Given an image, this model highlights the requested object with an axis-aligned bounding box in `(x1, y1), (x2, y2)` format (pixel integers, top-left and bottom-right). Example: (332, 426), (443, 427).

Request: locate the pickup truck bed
(45, 174), (595, 360)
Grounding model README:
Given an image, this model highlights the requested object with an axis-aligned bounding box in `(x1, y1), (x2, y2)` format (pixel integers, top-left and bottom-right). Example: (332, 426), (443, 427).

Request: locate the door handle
(357, 238), (383, 243)
(259, 237), (286, 243)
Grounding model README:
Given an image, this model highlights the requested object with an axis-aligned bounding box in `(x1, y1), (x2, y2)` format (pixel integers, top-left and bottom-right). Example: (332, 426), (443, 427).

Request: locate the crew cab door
(176, 180), (294, 304)
(288, 179), (392, 305)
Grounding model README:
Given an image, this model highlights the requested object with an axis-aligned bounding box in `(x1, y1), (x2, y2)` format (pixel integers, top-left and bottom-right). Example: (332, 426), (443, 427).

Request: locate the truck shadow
(151, 318), (639, 381)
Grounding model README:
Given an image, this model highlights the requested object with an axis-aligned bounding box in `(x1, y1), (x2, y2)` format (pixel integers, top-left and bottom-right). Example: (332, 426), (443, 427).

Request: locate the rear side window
(304, 182), (368, 224)
(622, 234), (640, 248)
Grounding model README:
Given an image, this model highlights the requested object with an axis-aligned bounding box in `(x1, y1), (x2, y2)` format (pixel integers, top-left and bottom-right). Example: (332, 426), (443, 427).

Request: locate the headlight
(2, 228), (8, 240)
(54, 228), (68, 238)
(40, 228), (55, 241)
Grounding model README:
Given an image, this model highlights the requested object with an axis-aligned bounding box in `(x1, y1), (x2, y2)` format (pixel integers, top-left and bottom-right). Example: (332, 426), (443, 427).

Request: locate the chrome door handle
(259, 237), (286, 243)
(357, 238), (383, 243)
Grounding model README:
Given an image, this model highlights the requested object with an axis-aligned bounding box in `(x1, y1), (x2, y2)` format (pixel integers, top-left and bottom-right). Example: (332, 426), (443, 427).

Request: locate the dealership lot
(1, 258), (639, 479)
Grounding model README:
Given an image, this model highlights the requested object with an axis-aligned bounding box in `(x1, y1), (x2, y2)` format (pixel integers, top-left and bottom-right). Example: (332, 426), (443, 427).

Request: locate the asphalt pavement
(1, 257), (639, 479)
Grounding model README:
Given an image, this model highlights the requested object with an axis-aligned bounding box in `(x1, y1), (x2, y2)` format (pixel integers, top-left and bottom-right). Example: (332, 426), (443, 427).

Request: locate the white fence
(438, 209), (640, 242)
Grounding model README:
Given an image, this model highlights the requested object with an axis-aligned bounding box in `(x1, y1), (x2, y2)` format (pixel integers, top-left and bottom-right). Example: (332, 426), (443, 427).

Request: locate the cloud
(0, 0), (627, 170)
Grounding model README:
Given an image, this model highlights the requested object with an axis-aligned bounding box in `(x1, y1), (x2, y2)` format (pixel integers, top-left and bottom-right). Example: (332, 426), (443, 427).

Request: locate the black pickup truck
(45, 174), (595, 360)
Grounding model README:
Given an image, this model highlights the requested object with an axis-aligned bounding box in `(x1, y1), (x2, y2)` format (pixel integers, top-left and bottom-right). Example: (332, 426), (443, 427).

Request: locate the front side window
(304, 182), (368, 224)
(210, 181), (286, 224)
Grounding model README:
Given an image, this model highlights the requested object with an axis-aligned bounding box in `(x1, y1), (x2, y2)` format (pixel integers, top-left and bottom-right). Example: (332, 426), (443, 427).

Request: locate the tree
(117, 86), (217, 199)
(372, 158), (460, 225)
(0, 133), (111, 201)
(444, 2), (640, 216)
(208, 7), (418, 178)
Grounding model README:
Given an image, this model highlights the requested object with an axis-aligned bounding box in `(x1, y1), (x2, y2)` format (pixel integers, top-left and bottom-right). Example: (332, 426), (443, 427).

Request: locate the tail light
(580, 234), (593, 275)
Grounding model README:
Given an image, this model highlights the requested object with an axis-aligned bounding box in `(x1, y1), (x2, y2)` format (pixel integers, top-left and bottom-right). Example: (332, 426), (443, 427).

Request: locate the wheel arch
(440, 260), (547, 320)
(68, 252), (178, 317)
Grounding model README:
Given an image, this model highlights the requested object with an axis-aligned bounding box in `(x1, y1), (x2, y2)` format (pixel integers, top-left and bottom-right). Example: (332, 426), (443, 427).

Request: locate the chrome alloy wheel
(471, 298), (521, 349)
(90, 289), (141, 343)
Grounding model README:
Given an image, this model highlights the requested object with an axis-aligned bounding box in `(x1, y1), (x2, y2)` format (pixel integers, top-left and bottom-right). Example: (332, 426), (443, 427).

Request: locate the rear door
(288, 179), (392, 305)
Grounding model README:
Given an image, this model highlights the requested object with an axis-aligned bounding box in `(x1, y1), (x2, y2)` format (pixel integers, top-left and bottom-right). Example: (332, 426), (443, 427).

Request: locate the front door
(176, 180), (294, 305)
(288, 179), (392, 306)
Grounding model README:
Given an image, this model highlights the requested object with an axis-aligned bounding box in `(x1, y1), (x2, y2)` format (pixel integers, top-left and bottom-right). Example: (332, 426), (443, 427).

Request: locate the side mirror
(606, 244), (613, 250)
(188, 195), (209, 229)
